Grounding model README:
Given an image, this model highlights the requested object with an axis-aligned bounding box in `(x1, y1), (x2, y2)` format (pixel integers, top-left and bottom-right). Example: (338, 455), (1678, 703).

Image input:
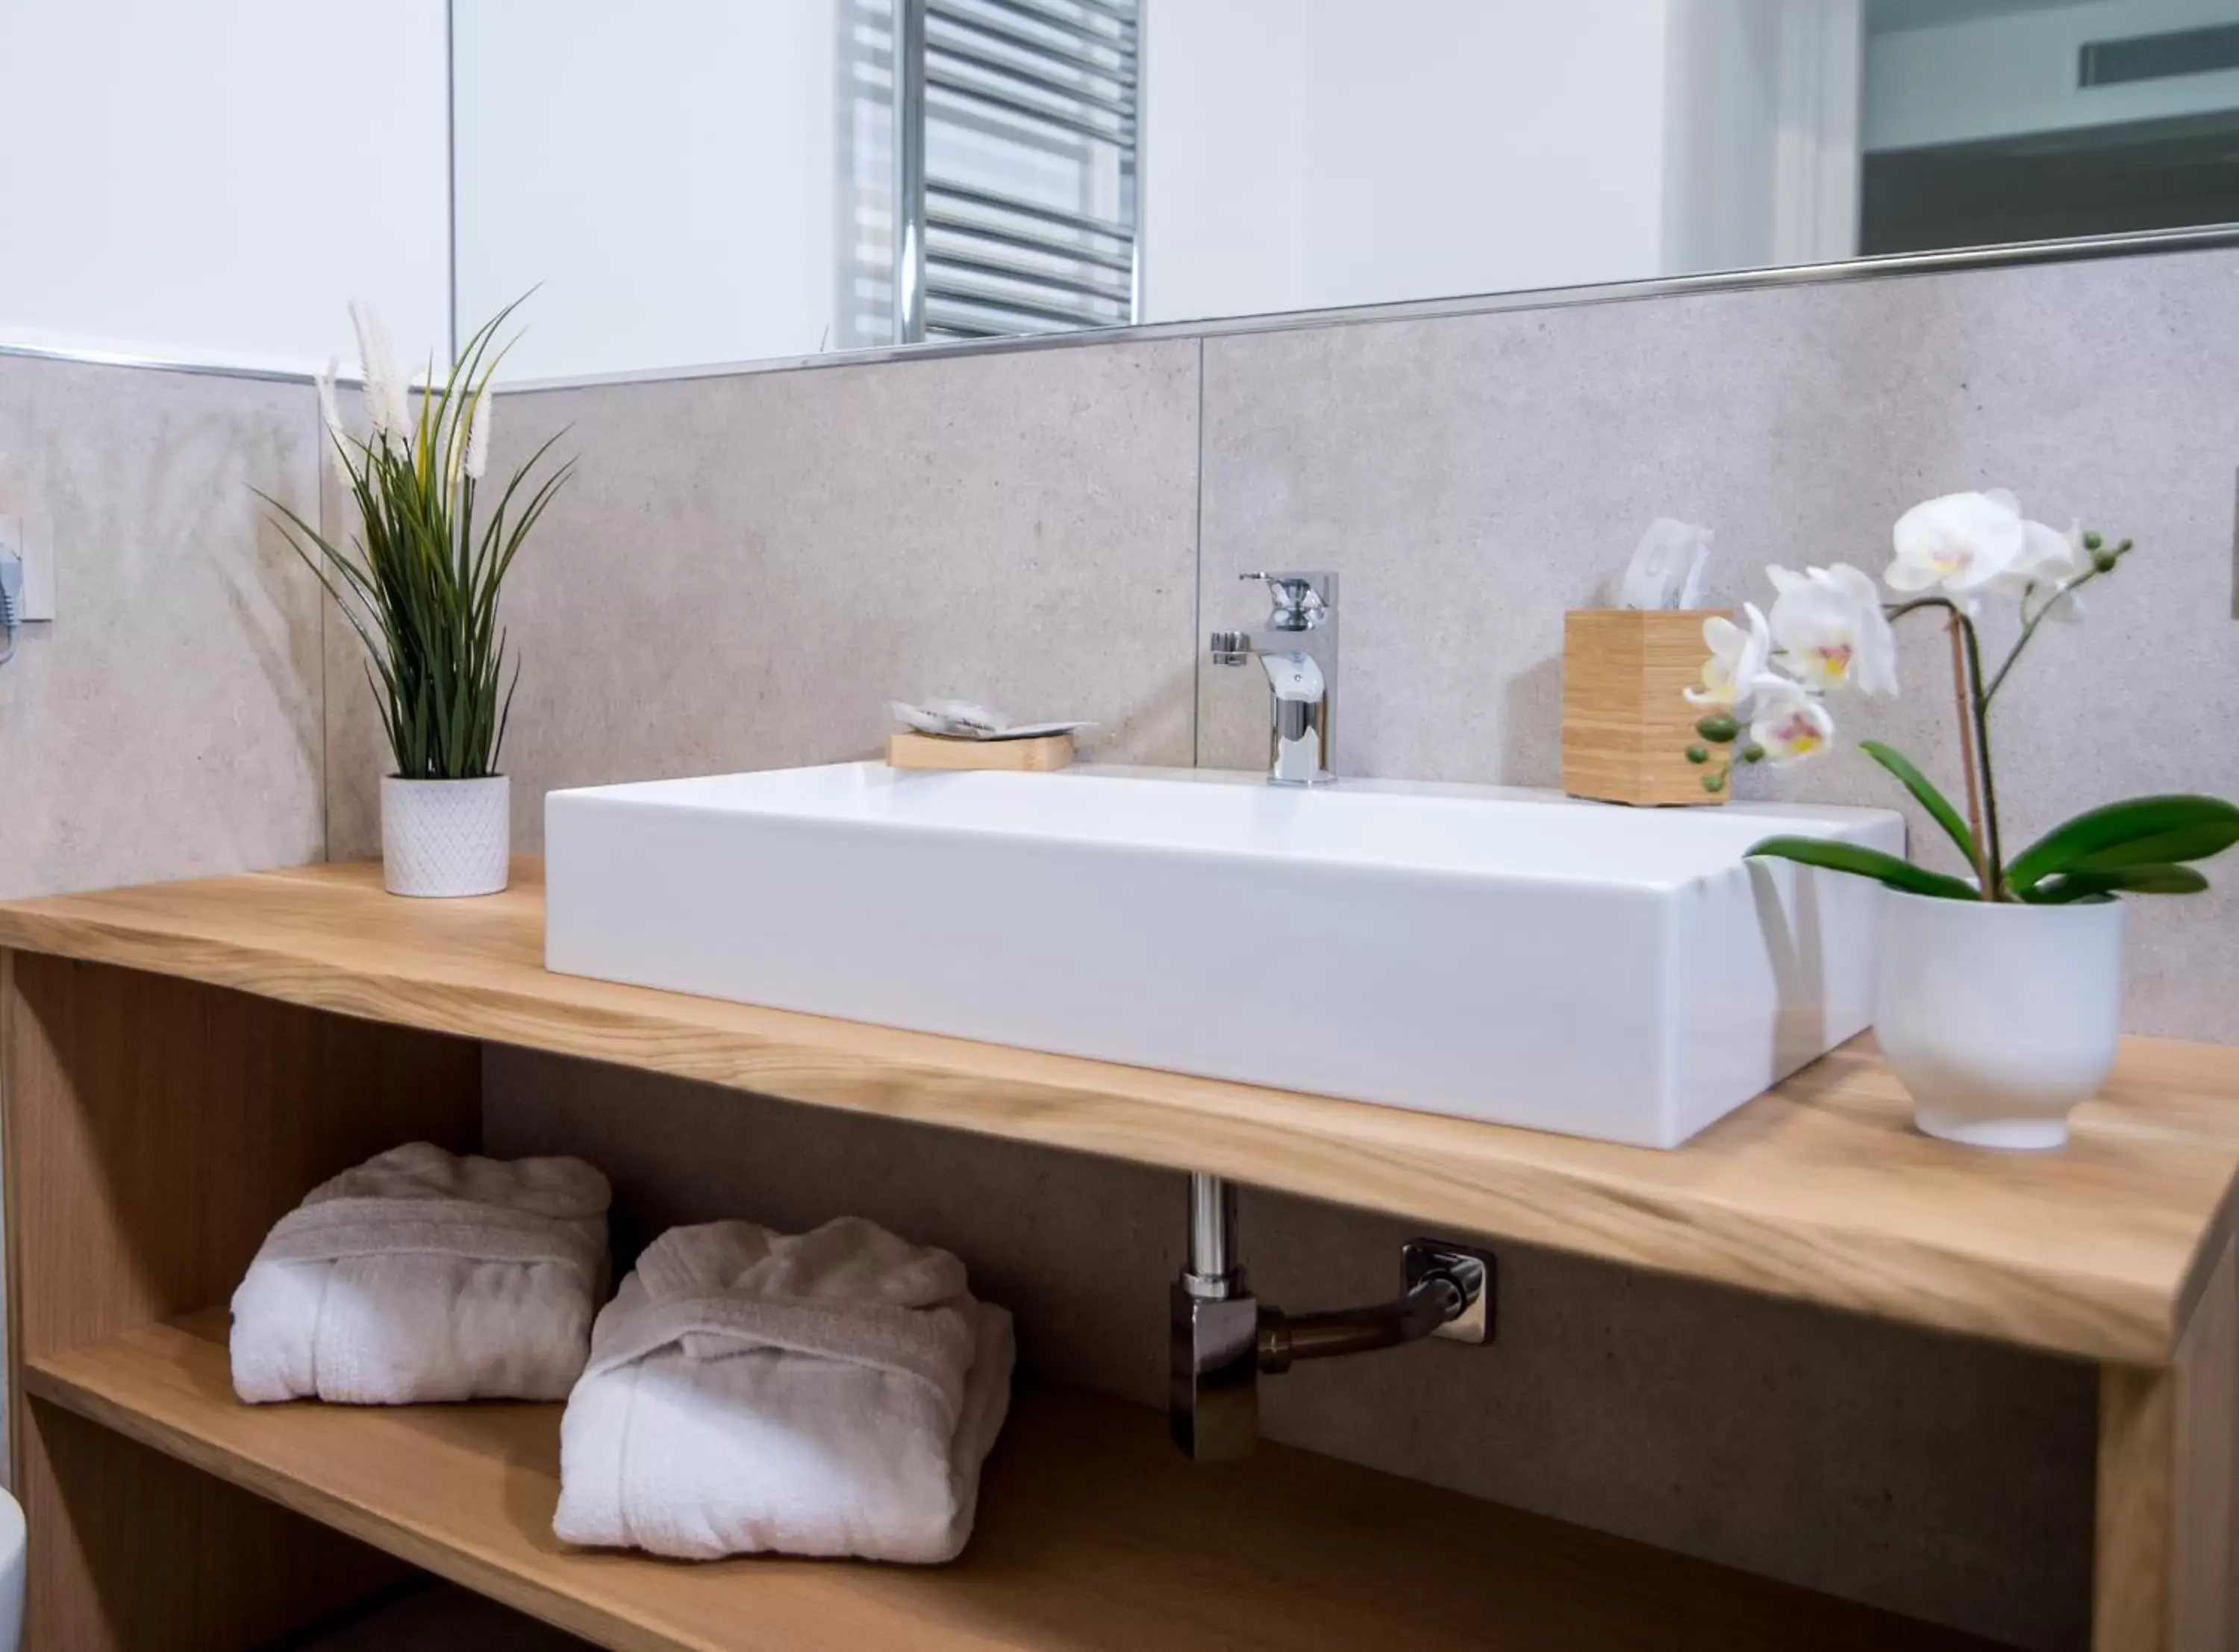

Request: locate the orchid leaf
(1858, 740), (1978, 872)
(2004, 797), (2239, 895)
(2021, 864), (2211, 904)
(2061, 820), (2239, 874)
(1746, 836), (1981, 901)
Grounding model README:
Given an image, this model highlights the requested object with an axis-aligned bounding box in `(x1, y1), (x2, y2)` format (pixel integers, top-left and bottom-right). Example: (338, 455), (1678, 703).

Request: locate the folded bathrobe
(231, 1142), (610, 1405)
(553, 1215), (1014, 1564)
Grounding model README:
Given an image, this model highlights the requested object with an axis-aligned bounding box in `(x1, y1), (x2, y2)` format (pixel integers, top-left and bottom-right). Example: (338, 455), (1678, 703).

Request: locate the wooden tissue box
(1560, 609), (1728, 807)
(886, 731), (1075, 772)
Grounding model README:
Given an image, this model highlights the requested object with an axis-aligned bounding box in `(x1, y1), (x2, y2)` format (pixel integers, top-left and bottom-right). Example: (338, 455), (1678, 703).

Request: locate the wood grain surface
(4, 862), (2238, 1366)
(1561, 607), (1731, 807)
(1, 951), (482, 1650)
(2094, 1233), (2239, 1651)
(885, 730), (1075, 771)
(28, 1312), (2001, 1652)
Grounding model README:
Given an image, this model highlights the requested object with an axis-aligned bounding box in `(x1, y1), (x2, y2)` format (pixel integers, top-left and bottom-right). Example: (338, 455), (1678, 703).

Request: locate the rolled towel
(554, 1215), (1014, 1564)
(230, 1142), (610, 1405)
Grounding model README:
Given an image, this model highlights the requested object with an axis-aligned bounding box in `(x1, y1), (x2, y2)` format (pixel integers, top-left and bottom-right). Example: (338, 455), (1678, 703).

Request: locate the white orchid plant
(1685, 489), (2239, 902)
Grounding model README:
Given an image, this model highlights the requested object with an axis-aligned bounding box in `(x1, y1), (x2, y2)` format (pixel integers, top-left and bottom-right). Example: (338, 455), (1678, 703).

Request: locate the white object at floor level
(0, 1485), (22, 1652)
(554, 1216), (1014, 1563)
(231, 1142), (610, 1404)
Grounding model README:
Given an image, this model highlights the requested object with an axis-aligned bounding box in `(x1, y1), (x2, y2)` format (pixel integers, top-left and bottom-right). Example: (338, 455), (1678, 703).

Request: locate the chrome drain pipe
(1170, 1173), (1496, 1461)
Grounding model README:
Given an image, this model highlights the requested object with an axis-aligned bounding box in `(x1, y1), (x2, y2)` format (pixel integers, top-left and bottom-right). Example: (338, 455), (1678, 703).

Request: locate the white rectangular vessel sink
(546, 764), (1902, 1148)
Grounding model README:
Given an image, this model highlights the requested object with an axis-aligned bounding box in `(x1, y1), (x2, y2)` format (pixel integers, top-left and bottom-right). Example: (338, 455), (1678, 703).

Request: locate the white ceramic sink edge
(545, 763), (1905, 1148)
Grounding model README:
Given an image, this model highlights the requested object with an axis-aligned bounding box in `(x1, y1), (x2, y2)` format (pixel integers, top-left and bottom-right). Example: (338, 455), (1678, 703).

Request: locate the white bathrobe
(553, 1216), (1014, 1564)
(230, 1142), (610, 1405)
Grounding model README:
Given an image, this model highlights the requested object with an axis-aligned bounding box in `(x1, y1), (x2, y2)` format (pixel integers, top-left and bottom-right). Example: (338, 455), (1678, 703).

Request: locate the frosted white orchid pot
(1688, 489), (2238, 1148)
(262, 300), (572, 897)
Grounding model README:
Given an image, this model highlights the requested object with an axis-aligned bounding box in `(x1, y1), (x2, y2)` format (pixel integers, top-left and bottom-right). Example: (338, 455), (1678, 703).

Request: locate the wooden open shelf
(28, 1311), (1998, 1652)
(6, 863), (2238, 1648)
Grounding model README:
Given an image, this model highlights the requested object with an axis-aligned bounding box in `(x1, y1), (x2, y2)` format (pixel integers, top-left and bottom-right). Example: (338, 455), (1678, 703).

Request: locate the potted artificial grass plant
(266, 301), (571, 897)
(1687, 489), (2238, 1149)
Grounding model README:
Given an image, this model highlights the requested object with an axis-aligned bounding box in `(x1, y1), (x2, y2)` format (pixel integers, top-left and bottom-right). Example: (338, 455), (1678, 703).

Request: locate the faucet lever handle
(1240, 571), (1335, 627)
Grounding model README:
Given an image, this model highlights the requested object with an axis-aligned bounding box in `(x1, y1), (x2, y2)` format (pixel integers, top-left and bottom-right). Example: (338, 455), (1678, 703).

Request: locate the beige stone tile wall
(0, 354), (325, 899)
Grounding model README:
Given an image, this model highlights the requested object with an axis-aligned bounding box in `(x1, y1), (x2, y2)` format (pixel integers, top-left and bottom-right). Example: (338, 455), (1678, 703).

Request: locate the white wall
(1142, 0), (1856, 328)
(1865, 0), (2239, 152)
(452, 0), (841, 381)
(1138, 0), (1312, 321)
(1143, 0), (1673, 325)
(0, 0), (449, 374)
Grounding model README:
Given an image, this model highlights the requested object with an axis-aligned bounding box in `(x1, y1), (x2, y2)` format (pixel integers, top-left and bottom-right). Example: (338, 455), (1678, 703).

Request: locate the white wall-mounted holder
(0, 515), (55, 622)
(0, 544), (19, 667)
(0, 514), (54, 674)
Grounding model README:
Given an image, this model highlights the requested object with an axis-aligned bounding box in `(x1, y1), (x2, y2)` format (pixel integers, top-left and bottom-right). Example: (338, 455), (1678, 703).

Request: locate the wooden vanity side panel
(1, 950), (482, 1651)
(2095, 1234), (2239, 1652)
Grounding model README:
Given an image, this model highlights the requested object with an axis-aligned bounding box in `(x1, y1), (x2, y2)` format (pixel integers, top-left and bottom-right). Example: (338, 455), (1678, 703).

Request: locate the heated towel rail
(893, 0), (1142, 342)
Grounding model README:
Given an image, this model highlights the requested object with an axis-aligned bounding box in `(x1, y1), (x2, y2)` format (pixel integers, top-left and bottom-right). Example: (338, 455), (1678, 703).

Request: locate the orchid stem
(1945, 613), (1992, 897)
(1882, 595), (2001, 899)
(1960, 613), (2002, 898)
(1982, 545), (2125, 706)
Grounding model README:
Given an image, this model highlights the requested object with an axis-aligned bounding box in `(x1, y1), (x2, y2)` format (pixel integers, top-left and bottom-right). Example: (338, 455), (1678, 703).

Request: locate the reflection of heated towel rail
(893, 0), (1141, 342)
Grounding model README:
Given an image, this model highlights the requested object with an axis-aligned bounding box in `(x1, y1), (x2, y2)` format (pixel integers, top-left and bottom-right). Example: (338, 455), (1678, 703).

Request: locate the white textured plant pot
(1875, 886), (2124, 1150)
(380, 776), (511, 898)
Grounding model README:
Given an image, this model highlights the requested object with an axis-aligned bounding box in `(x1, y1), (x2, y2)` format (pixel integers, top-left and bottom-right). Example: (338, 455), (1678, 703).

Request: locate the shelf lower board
(28, 1313), (1998, 1652)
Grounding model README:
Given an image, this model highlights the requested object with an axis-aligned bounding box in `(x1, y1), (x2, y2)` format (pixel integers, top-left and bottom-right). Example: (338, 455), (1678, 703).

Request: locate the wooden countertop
(4, 860), (2238, 1368)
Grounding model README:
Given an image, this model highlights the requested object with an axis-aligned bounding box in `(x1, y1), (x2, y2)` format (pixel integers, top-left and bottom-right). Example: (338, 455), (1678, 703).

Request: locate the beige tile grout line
(1190, 336), (1205, 770)
(314, 395), (332, 866)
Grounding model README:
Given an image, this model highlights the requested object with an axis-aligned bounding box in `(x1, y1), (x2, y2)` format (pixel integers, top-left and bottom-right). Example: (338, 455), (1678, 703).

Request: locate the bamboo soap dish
(887, 731), (1075, 772)
(1560, 608), (1728, 807)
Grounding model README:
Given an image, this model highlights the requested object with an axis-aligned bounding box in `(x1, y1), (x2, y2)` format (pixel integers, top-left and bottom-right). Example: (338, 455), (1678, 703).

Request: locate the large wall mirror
(452, 0), (2239, 382)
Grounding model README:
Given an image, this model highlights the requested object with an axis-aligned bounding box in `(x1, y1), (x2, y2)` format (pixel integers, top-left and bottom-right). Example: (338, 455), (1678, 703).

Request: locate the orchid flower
(1745, 676), (1835, 766)
(1711, 490), (2218, 912)
(1766, 563), (1898, 696)
(1886, 489), (2026, 595)
(1685, 602), (1771, 713)
(1991, 517), (2091, 622)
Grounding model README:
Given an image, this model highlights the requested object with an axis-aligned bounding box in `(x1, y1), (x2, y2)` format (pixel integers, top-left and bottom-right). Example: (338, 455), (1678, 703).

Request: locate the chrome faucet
(1209, 572), (1338, 785)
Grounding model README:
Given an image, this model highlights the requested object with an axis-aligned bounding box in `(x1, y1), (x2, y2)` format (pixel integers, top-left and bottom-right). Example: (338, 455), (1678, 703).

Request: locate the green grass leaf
(1746, 836), (1982, 900)
(265, 296), (566, 780)
(2004, 796), (2239, 895)
(1858, 740), (1979, 874)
